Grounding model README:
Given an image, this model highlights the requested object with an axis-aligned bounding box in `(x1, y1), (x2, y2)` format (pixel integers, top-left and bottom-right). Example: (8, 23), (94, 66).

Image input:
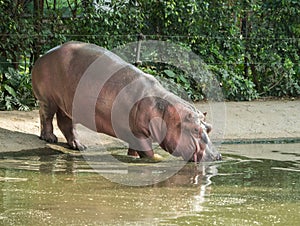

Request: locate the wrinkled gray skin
(32, 41), (221, 162)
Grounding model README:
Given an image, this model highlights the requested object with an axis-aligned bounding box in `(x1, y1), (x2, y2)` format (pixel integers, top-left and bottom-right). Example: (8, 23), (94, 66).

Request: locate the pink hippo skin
(32, 41), (221, 162)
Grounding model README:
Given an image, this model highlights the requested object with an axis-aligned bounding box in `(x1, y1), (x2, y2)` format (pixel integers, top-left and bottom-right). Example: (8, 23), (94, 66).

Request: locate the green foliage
(139, 63), (203, 101)
(0, 0), (299, 110)
(0, 1), (34, 67)
(211, 66), (258, 101)
(0, 68), (35, 111)
(241, 0), (300, 97)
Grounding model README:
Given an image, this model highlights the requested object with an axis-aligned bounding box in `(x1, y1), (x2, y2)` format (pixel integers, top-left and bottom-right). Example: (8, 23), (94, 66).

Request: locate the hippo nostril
(215, 153), (222, 161)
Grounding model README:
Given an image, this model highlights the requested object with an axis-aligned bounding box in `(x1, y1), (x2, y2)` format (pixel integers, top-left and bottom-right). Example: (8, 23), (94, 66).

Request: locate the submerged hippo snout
(200, 143), (222, 162)
(215, 153), (222, 161)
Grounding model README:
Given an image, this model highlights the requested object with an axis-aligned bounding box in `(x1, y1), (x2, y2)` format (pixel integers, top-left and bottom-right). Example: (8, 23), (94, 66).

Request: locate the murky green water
(0, 143), (299, 226)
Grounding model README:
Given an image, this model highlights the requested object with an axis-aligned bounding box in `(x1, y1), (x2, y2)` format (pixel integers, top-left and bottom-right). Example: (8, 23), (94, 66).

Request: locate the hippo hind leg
(39, 101), (58, 143)
(56, 109), (86, 150)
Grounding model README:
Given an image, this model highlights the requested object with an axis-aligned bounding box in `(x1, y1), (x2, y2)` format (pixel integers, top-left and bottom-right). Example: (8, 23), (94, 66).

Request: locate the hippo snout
(215, 153), (222, 161)
(193, 128), (222, 162)
(201, 144), (222, 162)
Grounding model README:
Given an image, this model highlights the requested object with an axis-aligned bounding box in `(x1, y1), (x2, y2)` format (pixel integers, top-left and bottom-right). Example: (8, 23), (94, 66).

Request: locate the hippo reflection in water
(32, 41), (222, 162)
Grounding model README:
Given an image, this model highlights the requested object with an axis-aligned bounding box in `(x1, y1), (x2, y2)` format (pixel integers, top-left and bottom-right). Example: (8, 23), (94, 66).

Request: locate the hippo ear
(203, 112), (207, 117)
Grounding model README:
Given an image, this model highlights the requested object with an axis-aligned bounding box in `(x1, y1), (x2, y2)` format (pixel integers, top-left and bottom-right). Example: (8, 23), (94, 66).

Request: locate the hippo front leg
(127, 149), (139, 157)
(127, 148), (154, 159)
(127, 147), (163, 161)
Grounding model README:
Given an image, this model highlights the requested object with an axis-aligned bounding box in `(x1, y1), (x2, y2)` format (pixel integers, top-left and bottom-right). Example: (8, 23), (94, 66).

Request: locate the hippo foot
(139, 154), (164, 162)
(127, 149), (139, 158)
(127, 149), (163, 161)
(152, 153), (164, 161)
(40, 133), (58, 143)
(68, 140), (87, 151)
(127, 148), (155, 159)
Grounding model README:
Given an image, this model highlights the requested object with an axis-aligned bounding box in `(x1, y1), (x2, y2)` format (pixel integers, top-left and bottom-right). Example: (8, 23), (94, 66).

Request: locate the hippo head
(159, 103), (222, 162)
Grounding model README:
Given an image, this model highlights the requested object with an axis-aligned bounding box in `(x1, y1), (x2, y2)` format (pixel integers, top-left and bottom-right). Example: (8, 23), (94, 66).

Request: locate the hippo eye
(186, 113), (194, 122)
(193, 128), (200, 135)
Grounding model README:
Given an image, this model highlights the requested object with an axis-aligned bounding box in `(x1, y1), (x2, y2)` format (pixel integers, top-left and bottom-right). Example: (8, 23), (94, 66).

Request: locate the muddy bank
(0, 99), (299, 153)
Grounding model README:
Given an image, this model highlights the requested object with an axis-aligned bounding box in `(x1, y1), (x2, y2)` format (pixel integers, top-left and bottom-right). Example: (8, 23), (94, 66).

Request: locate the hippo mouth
(170, 130), (221, 162)
(192, 139), (222, 162)
(191, 121), (222, 162)
(162, 118), (222, 162)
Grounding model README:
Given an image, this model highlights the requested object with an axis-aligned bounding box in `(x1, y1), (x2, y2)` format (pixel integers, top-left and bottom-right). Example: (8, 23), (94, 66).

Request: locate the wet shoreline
(0, 99), (299, 154)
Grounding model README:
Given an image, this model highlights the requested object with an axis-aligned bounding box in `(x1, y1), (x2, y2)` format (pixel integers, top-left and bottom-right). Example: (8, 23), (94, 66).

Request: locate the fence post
(135, 33), (145, 66)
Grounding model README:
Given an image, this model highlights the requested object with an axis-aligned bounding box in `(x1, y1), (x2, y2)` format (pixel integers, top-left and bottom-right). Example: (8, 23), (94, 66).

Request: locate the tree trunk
(30, 0), (44, 72)
(241, 14), (249, 78)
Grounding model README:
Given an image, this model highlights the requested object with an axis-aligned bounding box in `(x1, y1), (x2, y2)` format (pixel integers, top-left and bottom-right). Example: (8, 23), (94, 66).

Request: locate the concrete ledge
(0, 99), (299, 153)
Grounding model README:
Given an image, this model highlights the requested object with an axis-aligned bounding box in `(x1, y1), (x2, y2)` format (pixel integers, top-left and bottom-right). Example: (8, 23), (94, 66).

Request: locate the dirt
(0, 99), (299, 153)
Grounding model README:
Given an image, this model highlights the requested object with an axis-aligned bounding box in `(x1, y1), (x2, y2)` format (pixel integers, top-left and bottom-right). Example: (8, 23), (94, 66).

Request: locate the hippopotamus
(32, 41), (221, 162)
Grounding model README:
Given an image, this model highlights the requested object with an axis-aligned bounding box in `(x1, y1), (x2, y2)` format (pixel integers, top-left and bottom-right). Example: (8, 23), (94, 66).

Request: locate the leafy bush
(0, 68), (35, 111)
(0, 0), (299, 111)
(210, 66), (258, 101)
(139, 63), (202, 101)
